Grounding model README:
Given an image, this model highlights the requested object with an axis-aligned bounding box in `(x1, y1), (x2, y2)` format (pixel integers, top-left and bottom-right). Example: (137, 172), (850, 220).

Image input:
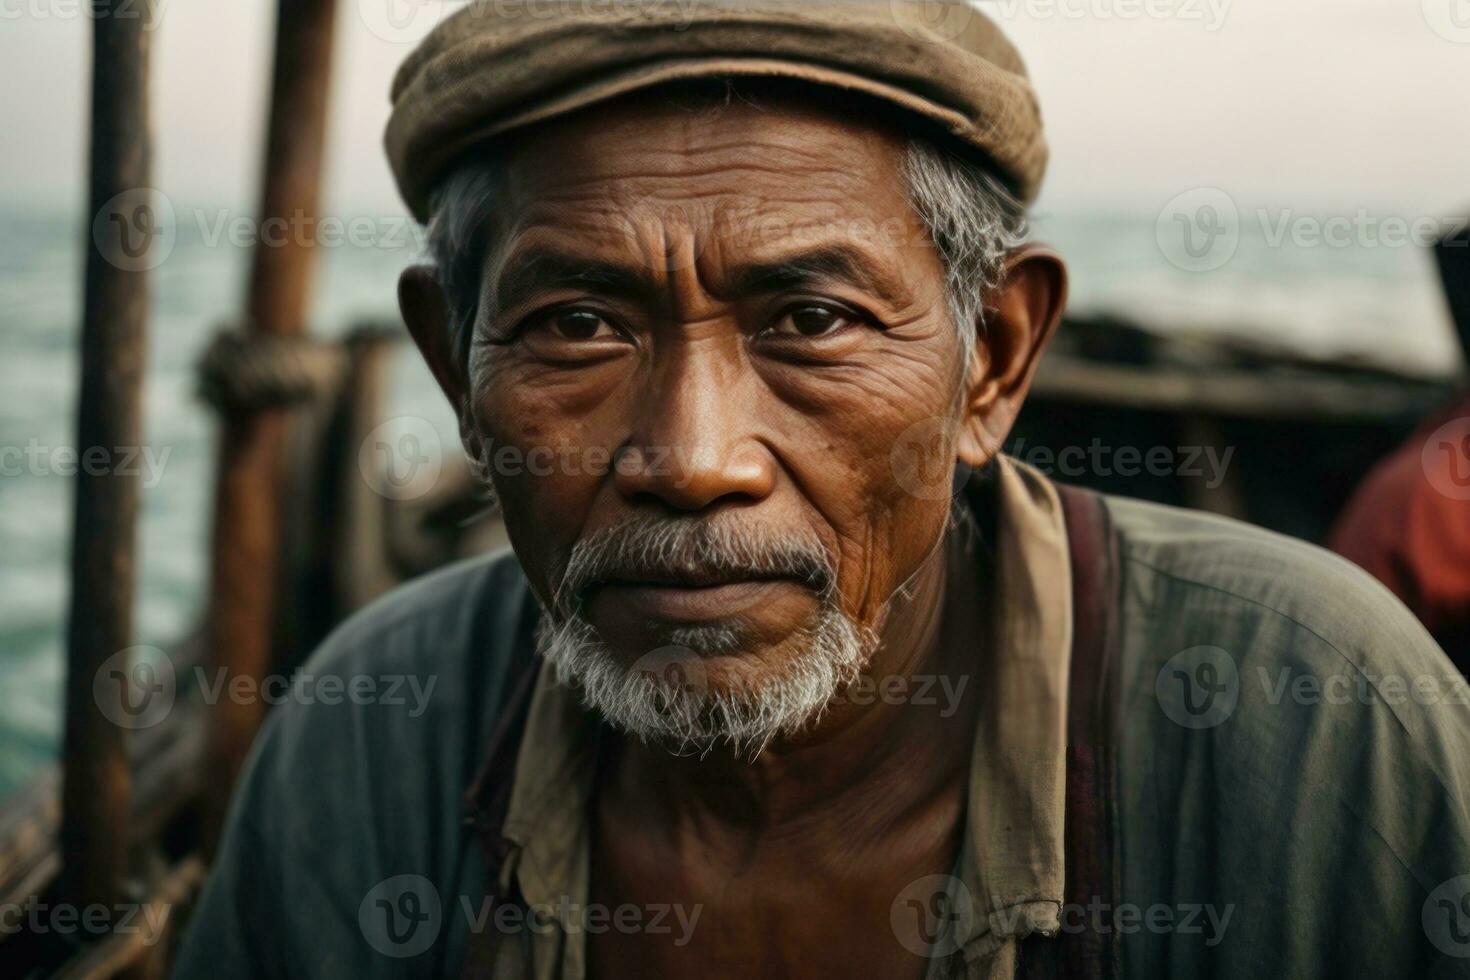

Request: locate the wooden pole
(62, 0), (157, 912)
(202, 0), (339, 852)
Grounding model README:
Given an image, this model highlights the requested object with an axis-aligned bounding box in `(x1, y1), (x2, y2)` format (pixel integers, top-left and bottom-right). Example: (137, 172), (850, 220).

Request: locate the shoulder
(1103, 497), (1470, 973)
(308, 548), (532, 680)
(257, 548), (533, 766)
(181, 550), (534, 977)
(231, 549), (534, 885)
(1106, 494), (1441, 669)
(256, 547), (535, 797)
(1104, 494), (1463, 756)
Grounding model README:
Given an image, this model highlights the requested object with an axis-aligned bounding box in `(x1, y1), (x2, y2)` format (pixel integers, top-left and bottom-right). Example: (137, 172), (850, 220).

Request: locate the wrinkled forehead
(484, 86), (933, 276)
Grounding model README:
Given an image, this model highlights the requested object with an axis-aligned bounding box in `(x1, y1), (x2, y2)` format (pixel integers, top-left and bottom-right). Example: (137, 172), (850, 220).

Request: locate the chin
(537, 603), (877, 756)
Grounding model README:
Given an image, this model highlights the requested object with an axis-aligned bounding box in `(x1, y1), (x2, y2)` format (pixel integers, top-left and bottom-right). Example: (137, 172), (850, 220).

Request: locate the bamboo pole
(202, 0), (339, 852)
(62, 0), (157, 913)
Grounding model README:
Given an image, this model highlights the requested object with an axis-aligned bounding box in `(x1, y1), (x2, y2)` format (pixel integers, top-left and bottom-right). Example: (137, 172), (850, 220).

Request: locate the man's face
(464, 93), (971, 706)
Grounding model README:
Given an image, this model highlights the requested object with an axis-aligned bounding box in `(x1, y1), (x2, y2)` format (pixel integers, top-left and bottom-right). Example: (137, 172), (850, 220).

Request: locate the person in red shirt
(1330, 397), (1470, 669)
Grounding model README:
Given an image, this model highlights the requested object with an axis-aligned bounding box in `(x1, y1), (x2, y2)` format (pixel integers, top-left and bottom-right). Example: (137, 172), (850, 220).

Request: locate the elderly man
(177, 3), (1470, 979)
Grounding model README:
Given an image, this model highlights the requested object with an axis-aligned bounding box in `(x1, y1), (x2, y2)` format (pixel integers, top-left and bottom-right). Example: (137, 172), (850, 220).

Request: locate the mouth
(586, 573), (808, 622)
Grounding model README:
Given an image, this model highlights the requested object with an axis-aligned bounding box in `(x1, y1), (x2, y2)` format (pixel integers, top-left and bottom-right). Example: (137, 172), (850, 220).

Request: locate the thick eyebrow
(489, 247), (658, 315)
(727, 244), (910, 305)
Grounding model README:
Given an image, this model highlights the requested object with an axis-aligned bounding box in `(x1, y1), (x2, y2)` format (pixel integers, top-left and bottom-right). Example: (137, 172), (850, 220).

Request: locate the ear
(955, 244), (1068, 466)
(399, 263), (467, 410)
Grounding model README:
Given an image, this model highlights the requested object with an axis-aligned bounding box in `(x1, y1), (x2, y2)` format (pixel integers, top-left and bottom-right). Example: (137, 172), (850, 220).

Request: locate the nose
(614, 342), (776, 511)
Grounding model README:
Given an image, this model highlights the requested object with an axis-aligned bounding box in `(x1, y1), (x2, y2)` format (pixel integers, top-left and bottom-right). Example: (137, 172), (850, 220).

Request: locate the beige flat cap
(386, 0), (1047, 222)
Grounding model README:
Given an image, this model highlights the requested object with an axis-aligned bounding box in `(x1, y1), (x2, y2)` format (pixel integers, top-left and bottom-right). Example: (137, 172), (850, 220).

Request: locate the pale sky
(1, 0), (1468, 218)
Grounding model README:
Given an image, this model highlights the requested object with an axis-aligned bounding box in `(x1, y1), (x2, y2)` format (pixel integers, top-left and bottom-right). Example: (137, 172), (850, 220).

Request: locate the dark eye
(544, 309), (618, 341)
(770, 304), (859, 339)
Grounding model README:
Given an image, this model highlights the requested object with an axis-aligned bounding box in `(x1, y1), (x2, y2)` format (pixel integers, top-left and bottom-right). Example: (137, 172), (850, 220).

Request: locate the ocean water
(0, 202), (1463, 799)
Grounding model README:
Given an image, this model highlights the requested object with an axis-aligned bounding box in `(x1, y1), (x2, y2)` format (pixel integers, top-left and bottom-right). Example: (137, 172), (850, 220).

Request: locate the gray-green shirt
(175, 458), (1470, 979)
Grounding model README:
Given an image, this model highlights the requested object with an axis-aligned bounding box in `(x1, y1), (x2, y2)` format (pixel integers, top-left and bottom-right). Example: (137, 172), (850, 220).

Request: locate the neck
(608, 516), (987, 846)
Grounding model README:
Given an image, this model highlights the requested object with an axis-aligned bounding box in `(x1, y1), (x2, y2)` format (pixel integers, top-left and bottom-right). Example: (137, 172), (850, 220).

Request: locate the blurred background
(1, 0), (1467, 813)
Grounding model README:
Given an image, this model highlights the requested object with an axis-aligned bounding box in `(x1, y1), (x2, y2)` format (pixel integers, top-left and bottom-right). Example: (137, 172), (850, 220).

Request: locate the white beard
(537, 602), (875, 758)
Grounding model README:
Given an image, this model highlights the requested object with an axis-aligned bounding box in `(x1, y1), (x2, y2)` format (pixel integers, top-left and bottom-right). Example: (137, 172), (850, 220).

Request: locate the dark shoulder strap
(459, 588), (544, 980)
(1018, 482), (1125, 980)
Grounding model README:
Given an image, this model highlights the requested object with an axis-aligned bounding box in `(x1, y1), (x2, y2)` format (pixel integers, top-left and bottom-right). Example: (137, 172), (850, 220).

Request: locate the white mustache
(553, 515), (835, 618)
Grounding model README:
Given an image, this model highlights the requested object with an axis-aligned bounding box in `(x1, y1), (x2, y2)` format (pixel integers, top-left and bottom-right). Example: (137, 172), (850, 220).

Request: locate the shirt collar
(953, 455), (1071, 964)
(500, 663), (600, 911)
